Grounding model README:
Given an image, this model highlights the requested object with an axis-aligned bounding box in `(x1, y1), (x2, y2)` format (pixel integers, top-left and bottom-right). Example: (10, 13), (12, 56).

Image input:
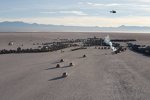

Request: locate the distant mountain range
(0, 21), (150, 32)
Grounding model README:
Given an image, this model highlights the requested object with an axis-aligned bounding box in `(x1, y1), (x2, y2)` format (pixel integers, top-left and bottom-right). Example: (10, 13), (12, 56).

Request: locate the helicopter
(110, 10), (116, 13)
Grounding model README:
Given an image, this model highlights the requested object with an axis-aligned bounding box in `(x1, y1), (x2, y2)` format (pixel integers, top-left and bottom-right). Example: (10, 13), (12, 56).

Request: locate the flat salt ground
(0, 32), (150, 100)
(0, 47), (150, 100)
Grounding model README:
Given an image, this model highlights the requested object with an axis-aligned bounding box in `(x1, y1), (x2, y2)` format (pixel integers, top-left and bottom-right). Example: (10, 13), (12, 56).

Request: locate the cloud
(40, 11), (57, 14)
(40, 10), (87, 16)
(59, 11), (87, 16)
(86, 2), (122, 7)
(81, 2), (150, 8)
(137, 0), (150, 3)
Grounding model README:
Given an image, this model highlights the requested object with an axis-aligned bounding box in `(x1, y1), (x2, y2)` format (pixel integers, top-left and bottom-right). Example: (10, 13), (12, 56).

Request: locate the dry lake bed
(0, 32), (150, 100)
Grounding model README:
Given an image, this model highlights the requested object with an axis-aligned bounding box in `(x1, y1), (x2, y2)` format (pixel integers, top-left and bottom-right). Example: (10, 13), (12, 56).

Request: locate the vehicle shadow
(45, 67), (58, 70)
(48, 76), (65, 81)
(45, 65), (71, 70)
(61, 65), (71, 68)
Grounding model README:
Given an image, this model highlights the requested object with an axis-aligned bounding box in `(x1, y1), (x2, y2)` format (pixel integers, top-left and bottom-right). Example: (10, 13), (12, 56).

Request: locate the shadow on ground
(61, 65), (71, 68)
(45, 65), (71, 70)
(49, 76), (65, 81)
(45, 67), (58, 70)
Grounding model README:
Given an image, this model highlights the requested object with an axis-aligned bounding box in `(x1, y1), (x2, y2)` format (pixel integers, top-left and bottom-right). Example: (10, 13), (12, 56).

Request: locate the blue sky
(0, 0), (150, 26)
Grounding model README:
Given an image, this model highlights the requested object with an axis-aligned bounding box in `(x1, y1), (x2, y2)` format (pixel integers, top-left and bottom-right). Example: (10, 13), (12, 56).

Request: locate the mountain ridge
(0, 21), (150, 32)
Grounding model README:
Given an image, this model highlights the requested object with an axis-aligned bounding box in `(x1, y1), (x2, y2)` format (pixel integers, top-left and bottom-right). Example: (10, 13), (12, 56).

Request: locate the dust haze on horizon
(0, 0), (150, 27)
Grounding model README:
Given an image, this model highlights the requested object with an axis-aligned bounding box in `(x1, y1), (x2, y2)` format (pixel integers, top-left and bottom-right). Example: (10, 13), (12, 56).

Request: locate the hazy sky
(0, 0), (150, 27)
